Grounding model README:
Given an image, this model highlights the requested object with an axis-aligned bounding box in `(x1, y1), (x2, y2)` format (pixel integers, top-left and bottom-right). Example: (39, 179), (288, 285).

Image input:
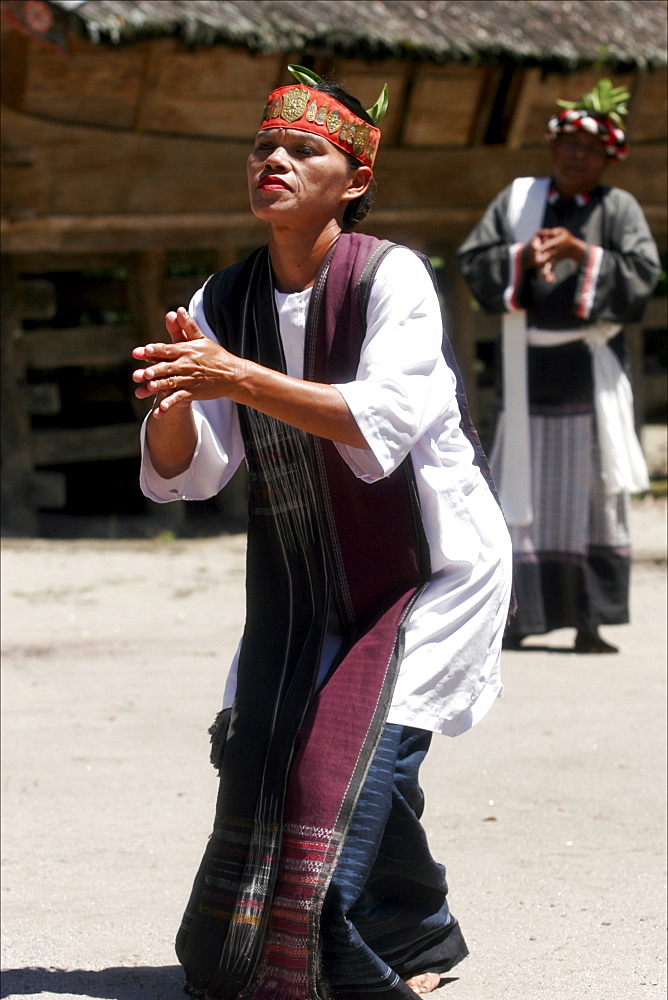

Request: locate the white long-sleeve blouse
(140, 247), (512, 736)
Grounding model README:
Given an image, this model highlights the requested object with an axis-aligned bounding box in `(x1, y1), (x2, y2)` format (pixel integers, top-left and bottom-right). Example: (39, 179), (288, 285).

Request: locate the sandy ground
(1, 495), (666, 1000)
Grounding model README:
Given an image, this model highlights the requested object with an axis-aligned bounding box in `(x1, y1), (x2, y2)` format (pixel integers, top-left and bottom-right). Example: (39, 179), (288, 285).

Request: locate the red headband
(260, 85), (381, 167)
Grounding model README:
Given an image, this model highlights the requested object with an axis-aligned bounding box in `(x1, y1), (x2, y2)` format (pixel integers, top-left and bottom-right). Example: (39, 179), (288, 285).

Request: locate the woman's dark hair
(313, 80), (377, 230)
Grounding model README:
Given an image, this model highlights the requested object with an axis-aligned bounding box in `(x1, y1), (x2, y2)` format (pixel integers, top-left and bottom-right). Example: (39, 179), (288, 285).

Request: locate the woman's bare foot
(405, 972), (441, 994)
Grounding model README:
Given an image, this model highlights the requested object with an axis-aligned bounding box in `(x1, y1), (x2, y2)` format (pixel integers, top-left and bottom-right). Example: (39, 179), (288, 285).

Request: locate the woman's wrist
(145, 402), (197, 479)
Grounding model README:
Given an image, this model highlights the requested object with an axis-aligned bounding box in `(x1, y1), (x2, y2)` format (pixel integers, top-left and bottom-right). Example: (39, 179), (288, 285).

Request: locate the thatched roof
(50, 0), (667, 69)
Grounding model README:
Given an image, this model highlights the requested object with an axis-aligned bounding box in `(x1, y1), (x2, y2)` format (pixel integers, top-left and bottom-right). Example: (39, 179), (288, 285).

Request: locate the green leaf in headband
(557, 78), (630, 128)
(287, 66), (389, 127)
(288, 64), (325, 88)
(366, 84), (389, 126)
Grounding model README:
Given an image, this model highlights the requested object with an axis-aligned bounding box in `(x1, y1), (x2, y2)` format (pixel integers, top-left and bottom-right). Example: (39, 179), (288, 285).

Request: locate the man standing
(457, 81), (660, 653)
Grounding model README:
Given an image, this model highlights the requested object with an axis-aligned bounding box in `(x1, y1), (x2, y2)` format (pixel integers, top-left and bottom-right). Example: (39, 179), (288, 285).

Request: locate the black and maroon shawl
(175, 233), (467, 999)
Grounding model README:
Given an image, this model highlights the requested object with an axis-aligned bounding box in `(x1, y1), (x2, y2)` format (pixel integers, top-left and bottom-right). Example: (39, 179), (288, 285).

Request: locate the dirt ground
(1, 495), (666, 1000)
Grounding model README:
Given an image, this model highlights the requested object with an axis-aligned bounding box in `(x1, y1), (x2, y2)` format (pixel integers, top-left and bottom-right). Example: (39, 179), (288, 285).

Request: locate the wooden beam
(20, 325), (138, 369)
(33, 423), (140, 466)
(624, 68), (667, 144)
(0, 208), (485, 250)
(2, 193), (666, 256)
(468, 66), (505, 146)
(26, 382), (61, 415)
(29, 470), (66, 509)
(627, 68), (646, 143)
(0, 210), (263, 235)
(443, 262), (480, 422)
(0, 30), (30, 112)
(128, 250), (167, 345)
(0, 212), (266, 253)
(388, 58), (416, 148)
(16, 251), (135, 273)
(132, 40), (171, 132)
(506, 68), (541, 150)
(1, 107), (253, 218)
(1, 256), (37, 534)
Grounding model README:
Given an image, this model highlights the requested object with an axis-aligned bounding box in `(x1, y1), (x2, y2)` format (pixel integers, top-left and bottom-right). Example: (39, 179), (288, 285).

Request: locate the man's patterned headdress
(259, 65), (388, 168)
(546, 79), (630, 161)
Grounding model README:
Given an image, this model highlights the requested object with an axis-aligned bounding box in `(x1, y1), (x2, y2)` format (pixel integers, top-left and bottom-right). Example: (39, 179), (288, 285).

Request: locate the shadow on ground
(0, 968), (461, 998)
(0, 965), (183, 1000)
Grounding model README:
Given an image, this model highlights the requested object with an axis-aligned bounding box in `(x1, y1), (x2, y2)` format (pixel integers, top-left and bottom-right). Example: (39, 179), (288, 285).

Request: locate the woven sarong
(492, 411), (631, 636)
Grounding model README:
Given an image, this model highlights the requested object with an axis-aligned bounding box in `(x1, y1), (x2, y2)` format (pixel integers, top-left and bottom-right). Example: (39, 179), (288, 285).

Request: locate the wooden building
(1, 0), (666, 535)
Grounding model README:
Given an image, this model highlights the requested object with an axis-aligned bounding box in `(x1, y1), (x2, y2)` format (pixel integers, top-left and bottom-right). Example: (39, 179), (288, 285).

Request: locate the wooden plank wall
(3, 104), (666, 246)
(0, 249), (252, 533)
(5, 33), (286, 137)
(1, 28), (666, 533)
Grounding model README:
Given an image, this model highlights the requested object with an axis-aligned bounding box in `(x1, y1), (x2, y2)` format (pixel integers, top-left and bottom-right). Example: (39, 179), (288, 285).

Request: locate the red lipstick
(258, 175), (290, 190)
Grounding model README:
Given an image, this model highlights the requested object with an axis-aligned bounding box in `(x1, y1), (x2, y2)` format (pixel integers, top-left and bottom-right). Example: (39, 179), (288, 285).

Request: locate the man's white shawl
(498, 177), (649, 528)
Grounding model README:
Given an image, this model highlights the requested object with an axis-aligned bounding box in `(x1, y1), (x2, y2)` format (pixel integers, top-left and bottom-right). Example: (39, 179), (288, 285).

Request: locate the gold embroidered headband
(259, 65), (388, 168)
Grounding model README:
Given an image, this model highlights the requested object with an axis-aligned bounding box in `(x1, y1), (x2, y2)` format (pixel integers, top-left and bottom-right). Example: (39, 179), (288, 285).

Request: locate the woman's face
(247, 128), (371, 228)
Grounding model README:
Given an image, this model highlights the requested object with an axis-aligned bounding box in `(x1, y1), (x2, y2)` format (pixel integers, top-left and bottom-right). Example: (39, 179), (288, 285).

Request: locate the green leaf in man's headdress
(287, 64), (325, 88)
(556, 78), (631, 128)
